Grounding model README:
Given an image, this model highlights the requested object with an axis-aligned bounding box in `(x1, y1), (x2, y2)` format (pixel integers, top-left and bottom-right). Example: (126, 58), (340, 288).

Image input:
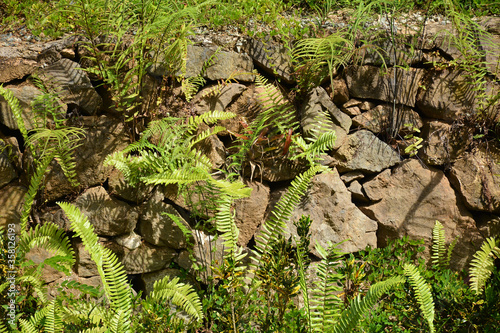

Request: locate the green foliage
(469, 236), (500, 295)
(404, 263), (435, 332)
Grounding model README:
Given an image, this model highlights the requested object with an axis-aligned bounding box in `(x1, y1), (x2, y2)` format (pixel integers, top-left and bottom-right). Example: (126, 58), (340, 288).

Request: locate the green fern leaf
(469, 237), (500, 294)
(149, 276), (204, 324)
(332, 276), (406, 333)
(45, 299), (63, 333)
(431, 220), (446, 268)
(404, 263), (435, 333)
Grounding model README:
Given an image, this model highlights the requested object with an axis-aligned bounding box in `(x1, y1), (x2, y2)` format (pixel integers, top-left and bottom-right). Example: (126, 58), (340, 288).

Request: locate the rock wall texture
(1, 17), (499, 292)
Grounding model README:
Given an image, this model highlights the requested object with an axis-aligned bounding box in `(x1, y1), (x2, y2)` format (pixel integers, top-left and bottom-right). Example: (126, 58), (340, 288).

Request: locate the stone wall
(1, 17), (499, 293)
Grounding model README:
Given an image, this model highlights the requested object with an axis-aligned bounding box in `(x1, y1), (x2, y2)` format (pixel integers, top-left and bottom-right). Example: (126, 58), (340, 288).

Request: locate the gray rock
(175, 230), (225, 284)
(122, 242), (176, 274)
(150, 45), (255, 82)
(115, 231), (142, 251)
(74, 186), (138, 237)
(345, 66), (424, 107)
(245, 38), (294, 84)
(340, 171), (364, 184)
(36, 58), (102, 115)
(449, 147), (500, 213)
(300, 87), (351, 149)
(360, 38), (423, 67)
(331, 130), (400, 173)
(138, 199), (189, 249)
(362, 159), (482, 270)
(193, 83), (246, 114)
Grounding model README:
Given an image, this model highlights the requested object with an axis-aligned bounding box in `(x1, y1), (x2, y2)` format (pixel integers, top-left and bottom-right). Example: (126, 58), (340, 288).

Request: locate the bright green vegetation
(1, 0), (500, 331)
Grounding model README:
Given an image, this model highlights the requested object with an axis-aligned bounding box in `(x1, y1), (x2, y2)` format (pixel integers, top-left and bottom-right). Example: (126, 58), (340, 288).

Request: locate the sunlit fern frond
(187, 110), (236, 134)
(469, 237), (500, 295)
(253, 164), (327, 268)
(18, 274), (47, 304)
(332, 276), (406, 333)
(20, 152), (56, 233)
(431, 220), (446, 269)
(149, 276), (204, 325)
(58, 202), (133, 331)
(45, 299), (63, 333)
(189, 125), (227, 149)
(404, 263), (435, 333)
(310, 242), (345, 332)
(0, 86), (30, 144)
(291, 131), (336, 165)
(19, 222), (75, 274)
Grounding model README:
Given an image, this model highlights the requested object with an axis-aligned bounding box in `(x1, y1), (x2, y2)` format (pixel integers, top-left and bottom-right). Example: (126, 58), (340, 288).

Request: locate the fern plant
(469, 236), (500, 295)
(431, 220), (457, 270)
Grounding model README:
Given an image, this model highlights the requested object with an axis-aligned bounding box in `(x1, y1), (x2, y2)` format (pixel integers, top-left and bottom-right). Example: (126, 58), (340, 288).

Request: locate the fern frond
(182, 76), (206, 102)
(215, 194), (239, 257)
(404, 263), (435, 333)
(58, 202), (133, 330)
(148, 276), (204, 324)
(19, 318), (38, 333)
(189, 125), (227, 149)
(19, 222), (75, 274)
(0, 86), (30, 144)
(431, 220), (446, 269)
(310, 242), (345, 332)
(20, 151), (56, 233)
(291, 131), (336, 165)
(253, 164), (327, 267)
(469, 237), (500, 294)
(45, 299), (63, 333)
(18, 274), (47, 304)
(332, 276), (406, 333)
(187, 110), (236, 134)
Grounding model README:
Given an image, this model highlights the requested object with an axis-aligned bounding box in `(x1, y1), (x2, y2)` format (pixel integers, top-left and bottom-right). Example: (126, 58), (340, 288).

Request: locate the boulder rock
(0, 84), (42, 131)
(108, 169), (153, 204)
(74, 186), (138, 237)
(362, 159), (482, 270)
(48, 274), (102, 300)
(245, 38), (294, 84)
(193, 83), (246, 115)
(176, 230), (225, 284)
(25, 246), (67, 283)
(150, 45), (255, 82)
(36, 58), (102, 115)
(474, 212), (500, 239)
(330, 130), (400, 174)
(0, 184), (26, 230)
(122, 242), (177, 274)
(449, 147), (500, 213)
(345, 65), (424, 107)
(0, 141), (16, 187)
(352, 104), (422, 134)
(265, 170), (378, 256)
(416, 68), (499, 121)
(360, 38), (424, 67)
(74, 238), (125, 277)
(43, 115), (130, 202)
(299, 87), (351, 149)
(234, 180), (270, 246)
(329, 77), (350, 106)
(418, 120), (470, 166)
(138, 199), (189, 249)
(0, 47), (39, 83)
(115, 231), (142, 251)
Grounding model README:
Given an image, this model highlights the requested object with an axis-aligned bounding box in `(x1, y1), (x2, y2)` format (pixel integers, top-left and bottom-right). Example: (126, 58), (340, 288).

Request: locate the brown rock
(0, 184), (26, 230)
(122, 242), (177, 274)
(449, 147), (500, 213)
(234, 180), (270, 246)
(352, 104), (422, 134)
(265, 170), (378, 256)
(362, 159), (482, 270)
(246, 38), (294, 84)
(74, 186), (138, 237)
(345, 65), (424, 107)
